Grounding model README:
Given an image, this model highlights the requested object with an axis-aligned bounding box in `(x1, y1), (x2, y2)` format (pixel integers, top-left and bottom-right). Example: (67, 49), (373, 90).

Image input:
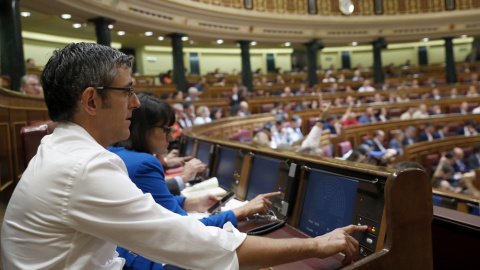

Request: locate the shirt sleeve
(67, 152), (246, 270)
(301, 125), (323, 148)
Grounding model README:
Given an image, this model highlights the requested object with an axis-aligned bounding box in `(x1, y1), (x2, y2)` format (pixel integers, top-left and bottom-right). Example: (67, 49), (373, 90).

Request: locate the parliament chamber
(2, 0), (480, 269)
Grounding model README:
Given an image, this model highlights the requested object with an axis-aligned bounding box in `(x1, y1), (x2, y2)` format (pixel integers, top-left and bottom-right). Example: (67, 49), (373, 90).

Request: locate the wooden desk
(237, 220), (344, 270)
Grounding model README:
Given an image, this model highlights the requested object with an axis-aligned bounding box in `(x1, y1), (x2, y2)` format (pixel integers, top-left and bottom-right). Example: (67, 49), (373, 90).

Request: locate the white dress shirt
(1, 122), (245, 270)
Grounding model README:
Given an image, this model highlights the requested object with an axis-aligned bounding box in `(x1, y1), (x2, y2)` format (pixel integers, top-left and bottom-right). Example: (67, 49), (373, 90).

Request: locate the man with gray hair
(403, 126), (417, 146)
(20, 74), (43, 96)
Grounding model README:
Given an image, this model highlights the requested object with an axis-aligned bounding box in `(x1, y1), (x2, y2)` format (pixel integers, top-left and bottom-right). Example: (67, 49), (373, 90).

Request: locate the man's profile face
(96, 66), (140, 147)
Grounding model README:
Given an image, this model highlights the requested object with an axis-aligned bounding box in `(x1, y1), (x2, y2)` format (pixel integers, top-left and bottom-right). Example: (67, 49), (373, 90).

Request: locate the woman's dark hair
(42, 42), (131, 122)
(115, 93), (175, 154)
(210, 106), (222, 120)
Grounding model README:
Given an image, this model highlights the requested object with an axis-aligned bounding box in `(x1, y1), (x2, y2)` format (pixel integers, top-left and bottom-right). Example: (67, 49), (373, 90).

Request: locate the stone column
(88, 17), (115, 47)
(0, 0), (25, 91)
(168, 33), (187, 92)
(304, 39), (324, 87)
(444, 37), (457, 84)
(238, 40), (253, 90)
(372, 37), (387, 84)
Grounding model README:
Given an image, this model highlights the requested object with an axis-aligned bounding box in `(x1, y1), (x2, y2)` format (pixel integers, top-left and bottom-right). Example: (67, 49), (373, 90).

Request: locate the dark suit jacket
(453, 160), (470, 174)
(402, 135), (416, 146)
(433, 131), (445, 139)
(418, 131), (433, 142)
(468, 154), (480, 170)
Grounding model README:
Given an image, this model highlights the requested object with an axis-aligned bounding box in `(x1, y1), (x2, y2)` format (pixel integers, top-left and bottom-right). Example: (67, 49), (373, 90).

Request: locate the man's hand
(313, 225), (367, 266)
(319, 102), (332, 121)
(183, 194), (222, 213)
(180, 158), (207, 182)
(233, 191), (280, 220)
(165, 150), (192, 168)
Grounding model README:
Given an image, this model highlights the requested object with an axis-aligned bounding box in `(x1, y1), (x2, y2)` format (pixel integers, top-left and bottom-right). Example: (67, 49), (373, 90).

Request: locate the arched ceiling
(19, 0), (480, 49)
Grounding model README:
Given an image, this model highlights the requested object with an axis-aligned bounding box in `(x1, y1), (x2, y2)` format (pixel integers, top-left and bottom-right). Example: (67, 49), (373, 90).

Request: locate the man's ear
(81, 87), (98, 116)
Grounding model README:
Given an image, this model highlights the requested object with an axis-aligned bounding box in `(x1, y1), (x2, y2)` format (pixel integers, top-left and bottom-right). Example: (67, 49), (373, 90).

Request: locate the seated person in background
(388, 130), (404, 156)
(271, 101), (288, 122)
(168, 103), (184, 150)
(295, 84), (308, 96)
(210, 106), (223, 121)
(299, 101), (332, 149)
(185, 86), (200, 101)
(443, 151), (465, 187)
(271, 120), (289, 148)
(418, 122), (435, 142)
(429, 104), (442, 115)
(20, 74), (43, 96)
(456, 101), (469, 115)
(412, 104), (429, 119)
(339, 101), (358, 127)
(466, 85), (478, 97)
(396, 92), (410, 102)
(432, 157), (462, 193)
(213, 77), (226, 86)
(286, 115), (303, 144)
(376, 107), (388, 122)
(194, 76), (207, 92)
(431, 88), (442, 100)
(365, 130), (387, 152)
(345, 145), (368, 162)
(453, 147), (470, 174)
(295, 99), (310, 111)
(230, 85), (246, 107)
(400, 106), (416, 120)
(449, 87), (458, 98)
(358, 79), (375, 92)
(238, 101), (251, 116)
(456, 119), (479, 136)
(402, 126), (417, 146)
(322, 115), (338, 135)
(468, 145), (480, 170)
(25, 58), (41, 70)
(433, 124), (449, 139)
(358, 106), (378, 124)
(351, 69), (363, 81)
(252, 123), (273, 148)
(171, 90), (184, 101)
(160, 70), (173, 84)
(193, 105), (212, 125)
(280, 86), (294, 97)
(109, 94), (281, 269)
(178, 101), (195, 128)
(420, 91), (431, 100)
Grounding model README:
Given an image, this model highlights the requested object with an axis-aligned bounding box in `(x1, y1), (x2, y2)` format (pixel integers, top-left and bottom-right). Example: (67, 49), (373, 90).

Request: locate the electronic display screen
(298, 170), (359, 237)
(184, 139), (194, 157)
(246, 156), (280, 201)
(196, 142), (211, 164)
(214, 147), (238, 191)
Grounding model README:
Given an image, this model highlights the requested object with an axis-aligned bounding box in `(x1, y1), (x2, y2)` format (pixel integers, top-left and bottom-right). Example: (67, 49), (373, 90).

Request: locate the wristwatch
(316, 118), (326, 124)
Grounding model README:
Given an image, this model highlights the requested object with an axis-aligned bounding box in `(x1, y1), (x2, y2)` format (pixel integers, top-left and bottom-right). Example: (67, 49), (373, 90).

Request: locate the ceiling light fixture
(217, 39), (224, 44)
(145, 31), (153, 36)
(117, 31), (126, 36)
(285, 42), (291, 46)
(251, 41), (257, 46)
(61, 14), (71, 19)
(461, 35), (468, 39)
(108, 24), (114, 29)
(352, 41), (358, 46)
(20, 12), (31, 17)
(181, 36), (189, 41)
(73, 23), (82, 29)
(158, 36), (164, 41)
(423, 38), (429, 42)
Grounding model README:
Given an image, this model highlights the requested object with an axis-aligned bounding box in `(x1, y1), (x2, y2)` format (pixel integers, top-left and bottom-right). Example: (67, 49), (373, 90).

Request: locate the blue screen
(196, 142), (211, 164)
(184, 139), (194, 157)
(298, 170), (358, 237)
(246, 156), (280, 201)
(215, 147), (238, 191)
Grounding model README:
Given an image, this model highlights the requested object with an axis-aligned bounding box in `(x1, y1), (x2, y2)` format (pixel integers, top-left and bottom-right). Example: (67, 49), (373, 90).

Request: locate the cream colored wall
(198, 53), (241, 74)
(19, 32), (474, 75)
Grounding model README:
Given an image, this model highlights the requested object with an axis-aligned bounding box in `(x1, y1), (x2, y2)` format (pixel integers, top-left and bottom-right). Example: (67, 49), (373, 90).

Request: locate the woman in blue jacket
(109, 94), (278, 269)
